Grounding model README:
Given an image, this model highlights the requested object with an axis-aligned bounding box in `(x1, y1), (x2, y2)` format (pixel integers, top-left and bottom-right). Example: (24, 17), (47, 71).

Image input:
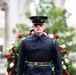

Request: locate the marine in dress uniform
(17, 16), (62, 75)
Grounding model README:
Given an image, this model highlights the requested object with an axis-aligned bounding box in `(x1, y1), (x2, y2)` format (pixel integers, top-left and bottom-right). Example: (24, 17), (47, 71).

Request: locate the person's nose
(37, 25), (40, 27)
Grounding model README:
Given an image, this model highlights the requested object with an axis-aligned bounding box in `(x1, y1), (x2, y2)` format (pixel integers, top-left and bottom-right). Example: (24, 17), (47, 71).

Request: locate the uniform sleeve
(17, 40), (27, 75)
(51, 40), (62, 75)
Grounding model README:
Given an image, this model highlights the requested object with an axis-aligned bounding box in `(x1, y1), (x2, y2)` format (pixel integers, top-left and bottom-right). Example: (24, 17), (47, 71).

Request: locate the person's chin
(36, 31), (41, 34)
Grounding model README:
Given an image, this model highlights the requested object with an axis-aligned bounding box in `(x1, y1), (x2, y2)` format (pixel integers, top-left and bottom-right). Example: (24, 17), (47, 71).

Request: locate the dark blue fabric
(26, 66), (52, 75)
(17, 33), (62, 75)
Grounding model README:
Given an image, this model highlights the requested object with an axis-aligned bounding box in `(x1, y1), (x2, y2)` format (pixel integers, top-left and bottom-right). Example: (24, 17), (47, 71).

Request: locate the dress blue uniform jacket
(17, 33), (62, 75)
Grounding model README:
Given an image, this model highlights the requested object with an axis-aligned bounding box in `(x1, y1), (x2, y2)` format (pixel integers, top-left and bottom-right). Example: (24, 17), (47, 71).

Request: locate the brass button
(34, 62), (38, 66)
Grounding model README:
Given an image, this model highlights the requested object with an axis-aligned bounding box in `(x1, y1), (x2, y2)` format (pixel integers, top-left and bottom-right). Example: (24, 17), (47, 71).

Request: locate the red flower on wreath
(8, 72), (13, 75)
(7, 56), (14, 62)
(29, 32), (32, 36)
(11, 47), (15, 52)
(65, 70), (69, 75)
(54, 34), (59, 39)
(18, 33), (23, 39)
(59, 46), (63, 51)
(63, 50), (67, 54)
(45, 31), (49, 35)
(4, 53), (9, 58)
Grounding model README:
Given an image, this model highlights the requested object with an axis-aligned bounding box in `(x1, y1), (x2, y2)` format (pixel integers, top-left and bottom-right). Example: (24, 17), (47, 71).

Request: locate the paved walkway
(0, 58), (6, 75)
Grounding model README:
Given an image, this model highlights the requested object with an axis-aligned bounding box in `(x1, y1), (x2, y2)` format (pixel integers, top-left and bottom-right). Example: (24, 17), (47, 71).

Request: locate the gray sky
(64, 0), (76, 27)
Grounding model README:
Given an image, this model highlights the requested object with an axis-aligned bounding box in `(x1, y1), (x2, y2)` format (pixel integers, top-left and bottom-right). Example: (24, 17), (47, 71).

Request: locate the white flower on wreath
(48, 34), (54, 38)
(10, 63), (14, 68)
(65, 58), (69, 64)
(6, 48), (10, 52)
(11, 40), (15, 45)
(62, 61), (64, 65)
(60, 44), (66, 48)
(62, 65), (66, 70)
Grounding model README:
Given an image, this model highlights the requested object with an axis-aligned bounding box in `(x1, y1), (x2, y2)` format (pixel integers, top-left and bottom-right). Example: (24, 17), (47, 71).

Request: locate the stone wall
(0, 28), (4, 38)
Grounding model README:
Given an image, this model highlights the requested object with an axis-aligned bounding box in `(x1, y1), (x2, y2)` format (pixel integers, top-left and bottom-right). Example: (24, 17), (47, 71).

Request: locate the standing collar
(31, 33), (47, 42)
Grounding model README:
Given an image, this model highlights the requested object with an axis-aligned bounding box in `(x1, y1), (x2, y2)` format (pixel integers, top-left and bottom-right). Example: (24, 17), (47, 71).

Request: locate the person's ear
(44, 24), (46, 30)
(32, 25), (34, 29)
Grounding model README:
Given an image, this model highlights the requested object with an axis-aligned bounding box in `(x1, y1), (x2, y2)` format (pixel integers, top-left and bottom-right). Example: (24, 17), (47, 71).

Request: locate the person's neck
(35, 32), (43, 36)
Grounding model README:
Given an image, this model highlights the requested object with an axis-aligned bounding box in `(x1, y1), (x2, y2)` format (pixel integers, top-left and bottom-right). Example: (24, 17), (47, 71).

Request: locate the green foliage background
(12, 23), (30, 38)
